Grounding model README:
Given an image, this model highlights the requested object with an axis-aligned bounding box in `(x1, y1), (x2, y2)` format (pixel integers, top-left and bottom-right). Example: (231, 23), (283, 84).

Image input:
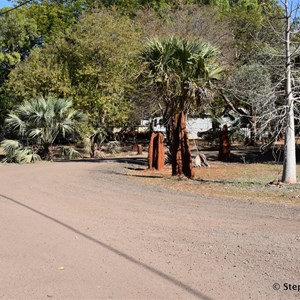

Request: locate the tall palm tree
(141, 37), (223, 173)
(141, 36), (223, 133)
(5, 95), (83, 160)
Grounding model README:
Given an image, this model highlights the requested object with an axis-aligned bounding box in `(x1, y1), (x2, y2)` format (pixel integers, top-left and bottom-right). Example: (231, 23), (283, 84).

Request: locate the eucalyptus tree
(4, 10), (142, 128)
(0, 6), (38, 124)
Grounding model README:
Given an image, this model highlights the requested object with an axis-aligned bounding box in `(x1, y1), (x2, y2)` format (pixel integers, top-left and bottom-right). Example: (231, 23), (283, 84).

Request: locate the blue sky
(0, 0), (12, 9)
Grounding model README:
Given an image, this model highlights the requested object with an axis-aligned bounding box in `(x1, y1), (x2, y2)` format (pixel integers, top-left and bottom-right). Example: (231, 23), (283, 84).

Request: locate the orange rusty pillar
(148, 132), (164, 170)
(156, 133), (164, 171)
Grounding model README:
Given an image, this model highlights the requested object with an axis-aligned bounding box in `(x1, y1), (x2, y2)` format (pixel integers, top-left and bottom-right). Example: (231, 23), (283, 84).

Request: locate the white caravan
(151, 116), (213, 139)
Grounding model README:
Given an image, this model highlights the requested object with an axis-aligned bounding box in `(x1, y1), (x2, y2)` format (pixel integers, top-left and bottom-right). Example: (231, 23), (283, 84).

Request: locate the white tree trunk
(282, 0), (297, 183)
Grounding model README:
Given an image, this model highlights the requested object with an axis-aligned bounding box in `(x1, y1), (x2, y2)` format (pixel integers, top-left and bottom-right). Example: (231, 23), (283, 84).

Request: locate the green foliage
(141, 36), (223, 116)
(13, 0), (85, 41)
(0, 7), (39, 124)
(4, 46), (73, 102)
(90, 127), (107, 146)
(0, 7), (38, 82)
(0, 139), (41, 163)
(61, 10), (142, 126)
(105, 141), (121, 154)
(222, 0), (283, 63)
(4, 10), (142, 127)
(0, 0), (287, 141)
(59, 146), (82, 160)
(143, 36), (222, 83)
(5, 94), (83, 160)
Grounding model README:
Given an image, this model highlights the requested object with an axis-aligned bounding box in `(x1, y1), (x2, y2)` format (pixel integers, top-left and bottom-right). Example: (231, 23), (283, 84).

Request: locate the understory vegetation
(0, 0), (299, 181)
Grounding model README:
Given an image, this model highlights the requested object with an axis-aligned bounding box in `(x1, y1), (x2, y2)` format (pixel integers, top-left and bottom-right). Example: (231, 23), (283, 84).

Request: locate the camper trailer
(151, 116), (213, 139)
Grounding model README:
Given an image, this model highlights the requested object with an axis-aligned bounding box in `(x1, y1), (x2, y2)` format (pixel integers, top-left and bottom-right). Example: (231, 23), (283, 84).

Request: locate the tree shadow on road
(55, 156), (148, 166)
(0, 193), (214, 300)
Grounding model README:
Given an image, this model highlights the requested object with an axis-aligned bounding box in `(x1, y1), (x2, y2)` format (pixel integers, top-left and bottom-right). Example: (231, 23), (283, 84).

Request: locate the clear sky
(0, 0), (12, 9)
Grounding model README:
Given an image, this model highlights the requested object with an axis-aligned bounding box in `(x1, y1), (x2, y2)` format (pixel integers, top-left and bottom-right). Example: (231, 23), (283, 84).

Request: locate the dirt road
(0, 159), (299, 299)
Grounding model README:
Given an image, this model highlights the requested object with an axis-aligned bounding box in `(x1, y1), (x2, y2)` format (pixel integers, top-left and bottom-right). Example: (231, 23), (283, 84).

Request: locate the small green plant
(59, 146), (82, 160)
(106, 141), (121, 154)
(4, 95), (84, 161)
(0, 139), (41, 164)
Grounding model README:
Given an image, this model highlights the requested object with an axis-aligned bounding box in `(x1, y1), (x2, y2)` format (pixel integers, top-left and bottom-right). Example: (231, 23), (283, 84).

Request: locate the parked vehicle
(150, 116), (213, 140)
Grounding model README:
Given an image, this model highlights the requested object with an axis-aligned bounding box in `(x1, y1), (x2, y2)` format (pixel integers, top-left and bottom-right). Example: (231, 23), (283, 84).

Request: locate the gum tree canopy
(4, 10), (143, 127)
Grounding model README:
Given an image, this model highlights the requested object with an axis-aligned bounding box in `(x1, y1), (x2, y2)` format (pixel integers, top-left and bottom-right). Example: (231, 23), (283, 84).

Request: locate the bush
(106, 141), (121, 154)
(0, 139), (41, 164)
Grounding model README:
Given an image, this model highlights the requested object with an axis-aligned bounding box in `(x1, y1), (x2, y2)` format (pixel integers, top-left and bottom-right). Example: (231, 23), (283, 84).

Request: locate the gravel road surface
(0, 159), (299, 300)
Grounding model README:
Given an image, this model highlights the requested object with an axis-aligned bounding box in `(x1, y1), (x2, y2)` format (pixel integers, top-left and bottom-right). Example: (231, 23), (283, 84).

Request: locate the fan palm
(5, 95), (83, 160)
(141, 36), (223, 118)
(0, 139), (41, 164)
(141, 37), (223, 176)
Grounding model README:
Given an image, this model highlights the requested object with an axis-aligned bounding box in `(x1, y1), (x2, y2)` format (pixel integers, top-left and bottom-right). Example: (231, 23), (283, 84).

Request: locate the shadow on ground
(54, 145), (300, 165)
(56, 156), (148, 166)
(199, 145), (300, 164)
(0, 193), (214, 300)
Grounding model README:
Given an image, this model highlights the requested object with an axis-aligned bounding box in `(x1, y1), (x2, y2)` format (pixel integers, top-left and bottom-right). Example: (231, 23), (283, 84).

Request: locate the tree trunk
(44, 144), (53, 161)
(282, 0), (297, 183)
(171, 112), (194, 178)
(249, 108), (257, 146)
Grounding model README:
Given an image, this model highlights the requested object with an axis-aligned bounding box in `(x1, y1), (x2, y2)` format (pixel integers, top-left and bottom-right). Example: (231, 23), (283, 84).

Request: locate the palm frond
(0, 139), (21, 157)
(60, 146), (82, 160)
(0, 139), (41, 164)
(4, 95), (85, 160)
(141, 36), (223, 113)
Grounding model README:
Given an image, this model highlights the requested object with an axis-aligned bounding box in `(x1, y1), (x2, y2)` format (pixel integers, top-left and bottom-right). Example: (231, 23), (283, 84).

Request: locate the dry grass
(127, 161), (300, 206)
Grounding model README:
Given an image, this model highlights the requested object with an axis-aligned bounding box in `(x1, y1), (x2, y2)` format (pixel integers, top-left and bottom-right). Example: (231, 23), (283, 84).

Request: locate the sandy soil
(0, 159), (299, 300)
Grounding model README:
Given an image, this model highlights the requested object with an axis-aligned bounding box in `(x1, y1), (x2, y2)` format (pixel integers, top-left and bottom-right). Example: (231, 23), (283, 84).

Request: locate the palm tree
(141, 37), (223, 174)
(141, 36), (222, 134)
(5, 95), (83, 160)
(0, 139), (41, 164)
